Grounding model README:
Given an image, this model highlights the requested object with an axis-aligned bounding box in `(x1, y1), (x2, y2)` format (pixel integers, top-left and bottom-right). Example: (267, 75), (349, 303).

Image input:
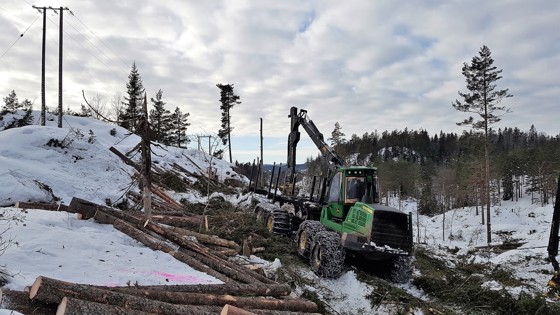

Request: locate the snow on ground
(1, 208), (221, 291)
(398, 196), (555, 296)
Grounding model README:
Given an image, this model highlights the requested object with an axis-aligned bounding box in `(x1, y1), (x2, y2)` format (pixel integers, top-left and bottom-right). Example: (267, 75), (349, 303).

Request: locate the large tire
(389, 255), (413, 284)
(310, 231), (346, 278)
(296, 221), (326, 259)
(266, 209), (292, 235)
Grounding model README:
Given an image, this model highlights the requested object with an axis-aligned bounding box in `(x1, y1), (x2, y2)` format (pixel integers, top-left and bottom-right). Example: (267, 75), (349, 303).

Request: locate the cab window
(327, 172), (341, 202)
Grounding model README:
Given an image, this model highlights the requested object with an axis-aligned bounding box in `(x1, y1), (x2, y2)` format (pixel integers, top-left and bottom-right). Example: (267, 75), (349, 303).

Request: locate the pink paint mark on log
(151, 271), (202, 283)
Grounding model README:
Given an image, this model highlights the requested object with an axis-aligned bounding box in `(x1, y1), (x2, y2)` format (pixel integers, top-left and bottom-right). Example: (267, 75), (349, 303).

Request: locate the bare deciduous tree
(109, 92), (124, 125)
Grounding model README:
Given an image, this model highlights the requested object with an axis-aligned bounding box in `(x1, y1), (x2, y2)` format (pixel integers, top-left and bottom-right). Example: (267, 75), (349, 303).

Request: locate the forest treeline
(302, 126), (559, 215)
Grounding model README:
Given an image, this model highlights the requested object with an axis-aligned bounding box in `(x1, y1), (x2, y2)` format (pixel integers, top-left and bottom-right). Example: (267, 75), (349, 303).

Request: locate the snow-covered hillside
(0, 111), (244, 206)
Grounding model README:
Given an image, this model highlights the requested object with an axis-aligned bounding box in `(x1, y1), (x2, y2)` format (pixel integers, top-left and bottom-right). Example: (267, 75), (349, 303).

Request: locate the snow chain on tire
(267, 209), (292, 236)
(390, 255), (413, 284)
(296, 220), (326, 259)
(310, 230), (346, 278)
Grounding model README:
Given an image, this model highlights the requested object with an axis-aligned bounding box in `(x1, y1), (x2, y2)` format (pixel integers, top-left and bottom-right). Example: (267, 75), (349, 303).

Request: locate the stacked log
(21, 276), (319, 315)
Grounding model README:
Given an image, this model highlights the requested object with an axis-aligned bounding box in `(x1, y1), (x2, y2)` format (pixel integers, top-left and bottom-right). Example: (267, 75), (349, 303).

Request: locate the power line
(0, 15), (39, 61)
(62, 15), (129, 74)
(68, 12), (131, 70)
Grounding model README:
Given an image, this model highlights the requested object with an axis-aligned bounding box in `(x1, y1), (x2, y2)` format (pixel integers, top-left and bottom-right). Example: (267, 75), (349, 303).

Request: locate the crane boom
(287, 106), (344, 176)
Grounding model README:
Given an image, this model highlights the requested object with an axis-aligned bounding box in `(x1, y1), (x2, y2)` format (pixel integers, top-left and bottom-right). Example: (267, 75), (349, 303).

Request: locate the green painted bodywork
(319, 166), (379, 241)
(320, 201), (374, 240)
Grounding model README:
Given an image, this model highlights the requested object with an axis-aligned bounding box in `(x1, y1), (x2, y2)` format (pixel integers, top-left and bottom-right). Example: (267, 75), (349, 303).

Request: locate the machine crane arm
(287, 106), (344, 176)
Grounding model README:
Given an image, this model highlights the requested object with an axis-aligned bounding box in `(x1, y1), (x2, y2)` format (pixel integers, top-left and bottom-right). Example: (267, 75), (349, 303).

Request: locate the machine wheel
(310, 231), (346, 278)
(296, 221), (326, 259)
(254, 204), (270, 224)
(389, 256), (413, 284)
(266, 209), (292, 236)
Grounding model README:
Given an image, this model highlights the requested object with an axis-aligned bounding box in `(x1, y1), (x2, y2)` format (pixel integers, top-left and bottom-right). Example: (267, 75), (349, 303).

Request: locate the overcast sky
(1, 0), (558, 163)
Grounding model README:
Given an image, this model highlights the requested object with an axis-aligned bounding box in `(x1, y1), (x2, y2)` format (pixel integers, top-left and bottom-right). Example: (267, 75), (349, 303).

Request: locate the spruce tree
(168, 106), (190, 148)
(119, 62), (145, 133)
(452, 45), (512, 244)
(216, 83), (241, 163)
(149, 89), (171, 143)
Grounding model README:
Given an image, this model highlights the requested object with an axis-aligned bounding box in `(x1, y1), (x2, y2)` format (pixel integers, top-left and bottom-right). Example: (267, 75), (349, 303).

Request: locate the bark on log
(151, 186), (184, 209)
(221, 304), (257, 315)
(110, 290), (318, 313)
(30, 276), (222, 315)
(110, 146), (141, 172)
(15, 201), (69, 212)
(69, 197), (113, 220)
(1, 289), (56, 315)
(56, 297), (155, 315)
(250, 311), (322, 315)
(105, 282), (291, 297)
(147, 214), (202, 229)
(128, 190), (185, 214)
(168, 225), (240, 249)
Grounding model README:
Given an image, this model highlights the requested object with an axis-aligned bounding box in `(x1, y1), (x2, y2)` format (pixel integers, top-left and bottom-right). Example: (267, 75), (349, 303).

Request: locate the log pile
(5, 198), (321, 314)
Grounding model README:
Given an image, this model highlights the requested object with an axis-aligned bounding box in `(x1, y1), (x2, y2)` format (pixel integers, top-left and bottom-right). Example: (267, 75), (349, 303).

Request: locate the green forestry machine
(250, 107), (413, 279)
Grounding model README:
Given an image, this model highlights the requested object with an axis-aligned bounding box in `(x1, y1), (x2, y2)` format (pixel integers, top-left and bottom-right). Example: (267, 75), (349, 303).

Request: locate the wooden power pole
(32, 6), (71, 127)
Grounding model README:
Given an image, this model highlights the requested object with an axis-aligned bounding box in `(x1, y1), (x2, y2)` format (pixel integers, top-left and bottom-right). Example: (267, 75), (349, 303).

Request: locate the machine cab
(325, 167), (380, 220)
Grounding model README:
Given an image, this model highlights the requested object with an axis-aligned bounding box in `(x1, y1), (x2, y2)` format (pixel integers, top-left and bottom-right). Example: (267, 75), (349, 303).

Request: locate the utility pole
(32, 6), (71, 128)
(32, 6), (47, 126)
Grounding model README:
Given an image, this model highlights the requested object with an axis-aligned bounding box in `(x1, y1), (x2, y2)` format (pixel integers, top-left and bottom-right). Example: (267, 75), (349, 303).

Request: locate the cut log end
(221, 304), (257, 315)
(28, 276), (43, 300)
(56, 296), (68, 315)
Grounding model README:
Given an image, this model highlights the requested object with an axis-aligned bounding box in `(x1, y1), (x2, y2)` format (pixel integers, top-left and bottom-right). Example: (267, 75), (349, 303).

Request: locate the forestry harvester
(250, 107), (414, 279)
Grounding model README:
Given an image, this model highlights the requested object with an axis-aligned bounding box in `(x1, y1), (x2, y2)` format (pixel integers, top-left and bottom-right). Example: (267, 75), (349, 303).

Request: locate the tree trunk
(15, 201), (69, 212)
(30, 276), (222, 315)
(69, 197), (108, 220)
(56, 297), (154, 315)
(107, 289), (317, 313)
(105, 282), (291, 297)
(166, 225), (239, 249)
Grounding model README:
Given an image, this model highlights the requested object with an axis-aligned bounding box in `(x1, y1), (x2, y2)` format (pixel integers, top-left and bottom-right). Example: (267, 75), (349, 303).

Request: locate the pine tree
(168, 106), (190, 148)
(328, 122), (346, 147)
(149, 89), (171, 143)
(119, 62), (145, 133)
(452, 45), (512, 244)
(2, 90), (20, 113)
(216, 83), (241, 163)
